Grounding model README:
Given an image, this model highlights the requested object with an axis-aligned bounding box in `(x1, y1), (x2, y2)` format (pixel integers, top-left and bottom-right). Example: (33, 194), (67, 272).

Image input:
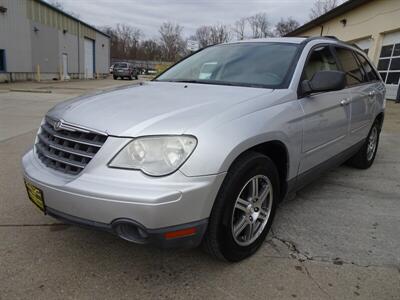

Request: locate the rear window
(114, 63), (128, 68)
(354, 52), (379, 82)
(335, 47), (364, 86)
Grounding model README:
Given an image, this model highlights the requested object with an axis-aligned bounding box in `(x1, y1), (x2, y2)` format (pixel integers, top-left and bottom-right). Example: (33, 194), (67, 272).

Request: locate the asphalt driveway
(0, 79), (399, 299)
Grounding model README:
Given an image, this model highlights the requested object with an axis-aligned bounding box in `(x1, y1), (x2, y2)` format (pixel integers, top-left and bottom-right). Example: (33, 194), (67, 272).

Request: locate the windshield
(156, 42), (299, 88)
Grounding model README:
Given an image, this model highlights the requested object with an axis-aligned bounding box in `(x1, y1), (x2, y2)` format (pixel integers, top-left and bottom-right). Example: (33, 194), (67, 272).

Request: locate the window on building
(335, 47), (364, 86)
(0, 50), (5, 72)
(303, 46), (338, 81)
(377, 43), (400, 84)
(380, 45), (393, 58)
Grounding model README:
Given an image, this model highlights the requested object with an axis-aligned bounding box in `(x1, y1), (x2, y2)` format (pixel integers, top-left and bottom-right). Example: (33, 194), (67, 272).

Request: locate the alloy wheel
(367, 126), (378, 161)
(231, 175), (273, 246)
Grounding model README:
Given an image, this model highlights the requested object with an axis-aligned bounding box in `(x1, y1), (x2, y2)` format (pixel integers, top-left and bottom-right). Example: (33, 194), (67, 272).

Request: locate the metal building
(0, 0), (110, 82)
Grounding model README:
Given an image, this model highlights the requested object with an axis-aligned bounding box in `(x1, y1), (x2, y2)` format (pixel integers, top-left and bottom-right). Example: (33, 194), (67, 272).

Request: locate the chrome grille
(35, 118), (107, 175)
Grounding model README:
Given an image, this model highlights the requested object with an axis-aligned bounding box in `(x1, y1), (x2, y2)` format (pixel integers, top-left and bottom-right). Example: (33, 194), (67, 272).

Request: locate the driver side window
(303, 46), (339, 81)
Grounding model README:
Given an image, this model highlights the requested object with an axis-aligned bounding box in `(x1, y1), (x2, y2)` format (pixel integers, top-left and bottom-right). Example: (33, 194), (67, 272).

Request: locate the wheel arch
(375, 112), (384, 131)
(227, 140), (290, 200)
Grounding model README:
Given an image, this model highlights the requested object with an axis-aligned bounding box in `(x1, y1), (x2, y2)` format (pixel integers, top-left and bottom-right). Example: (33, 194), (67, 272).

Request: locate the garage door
(353, 37), (372, 54)
(84, 38), (94, 79)
(377, 31), (400, 100)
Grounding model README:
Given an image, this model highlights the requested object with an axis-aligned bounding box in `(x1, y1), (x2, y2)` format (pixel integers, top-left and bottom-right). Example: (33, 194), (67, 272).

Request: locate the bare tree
(309, 0), (339, 20)
(195, 26), (213, 48)
(159, 22), (185, 61)
(114, 24), (143, 58)
(232, 17), (247, 40)
(141, 39), (161, 60)
(248, 13), (272, 38)
(210, 24), (231, 45)
(274, 17), (300, 37)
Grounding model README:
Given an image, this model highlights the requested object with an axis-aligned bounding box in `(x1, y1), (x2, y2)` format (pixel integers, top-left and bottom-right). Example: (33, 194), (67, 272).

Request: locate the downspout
(77, 21), (80, 78)
(320, 25), (324, 36)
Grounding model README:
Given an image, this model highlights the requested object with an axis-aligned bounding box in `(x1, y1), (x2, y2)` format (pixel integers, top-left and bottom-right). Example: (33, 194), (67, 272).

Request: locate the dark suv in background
(113, 62), (139, 80)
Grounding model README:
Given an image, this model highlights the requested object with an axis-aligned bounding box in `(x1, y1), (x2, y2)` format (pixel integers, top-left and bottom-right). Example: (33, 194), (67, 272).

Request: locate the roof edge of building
(285, 0), (372, 37)
(36, 0), (110, 38)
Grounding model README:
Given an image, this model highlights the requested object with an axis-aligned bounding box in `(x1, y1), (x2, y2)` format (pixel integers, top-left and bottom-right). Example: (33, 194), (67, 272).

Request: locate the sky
(52, 0), (321, 38)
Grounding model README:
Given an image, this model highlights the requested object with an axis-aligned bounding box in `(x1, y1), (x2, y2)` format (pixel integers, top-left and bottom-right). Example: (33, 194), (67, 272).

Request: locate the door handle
(340, 99), (350, 106)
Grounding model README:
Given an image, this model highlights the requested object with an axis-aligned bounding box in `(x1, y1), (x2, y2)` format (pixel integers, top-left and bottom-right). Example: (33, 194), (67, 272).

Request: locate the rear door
(298, 45), (351, 173)
(334, 47), (377, 143)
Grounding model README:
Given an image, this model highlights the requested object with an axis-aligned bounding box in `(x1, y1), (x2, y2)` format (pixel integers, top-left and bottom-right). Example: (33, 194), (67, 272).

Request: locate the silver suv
(22, 37), (385, 261)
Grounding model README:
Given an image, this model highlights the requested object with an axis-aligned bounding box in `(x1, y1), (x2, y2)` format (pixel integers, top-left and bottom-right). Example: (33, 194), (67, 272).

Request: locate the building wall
(0, 0), (110, 82)
(0, 0), (32, 73)
(30, 21), (59, 74)
(95, 32), (110, 74)
(58, 31), (80, 74)
(294, 0), (400, 65)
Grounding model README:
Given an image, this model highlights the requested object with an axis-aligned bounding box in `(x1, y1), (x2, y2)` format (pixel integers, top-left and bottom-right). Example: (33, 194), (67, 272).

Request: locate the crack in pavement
(268, 228), (399, 270)
(302, 262), (332, 299)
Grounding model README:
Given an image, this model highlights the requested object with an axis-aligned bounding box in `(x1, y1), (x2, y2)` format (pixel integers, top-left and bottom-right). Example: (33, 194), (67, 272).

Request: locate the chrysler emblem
(54, 120), (63, 131)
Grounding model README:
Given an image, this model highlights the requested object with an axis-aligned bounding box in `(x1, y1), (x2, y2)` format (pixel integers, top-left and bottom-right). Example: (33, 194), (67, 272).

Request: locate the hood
(47, 81), (273, 137)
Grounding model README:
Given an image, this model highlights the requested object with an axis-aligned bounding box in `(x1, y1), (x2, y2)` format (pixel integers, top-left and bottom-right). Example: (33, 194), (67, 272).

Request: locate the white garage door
(377, 31), (400, 100)
(353, 37), (372, 54)
(84, 38), (94, 79)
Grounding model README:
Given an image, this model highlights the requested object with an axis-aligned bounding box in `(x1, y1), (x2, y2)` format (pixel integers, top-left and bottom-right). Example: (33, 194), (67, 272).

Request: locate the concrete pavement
(0, 81), (399, 299)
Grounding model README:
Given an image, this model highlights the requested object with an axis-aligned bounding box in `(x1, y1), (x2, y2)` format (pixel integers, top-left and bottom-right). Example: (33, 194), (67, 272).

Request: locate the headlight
(109, 135), (197, 176)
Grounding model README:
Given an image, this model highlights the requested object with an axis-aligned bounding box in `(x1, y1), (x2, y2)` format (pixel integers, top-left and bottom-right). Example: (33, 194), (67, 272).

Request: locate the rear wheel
(347, 121), (380, 169)
(203, 152), (279, 262)
(113, 75), (118, 80)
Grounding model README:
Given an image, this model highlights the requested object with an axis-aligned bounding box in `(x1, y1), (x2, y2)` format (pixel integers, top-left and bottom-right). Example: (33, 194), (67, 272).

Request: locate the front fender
(180, 100), (304, 179)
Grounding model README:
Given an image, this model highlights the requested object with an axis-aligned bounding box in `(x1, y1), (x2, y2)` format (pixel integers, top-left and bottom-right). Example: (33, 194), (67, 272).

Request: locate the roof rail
(301, 35), (344, 45)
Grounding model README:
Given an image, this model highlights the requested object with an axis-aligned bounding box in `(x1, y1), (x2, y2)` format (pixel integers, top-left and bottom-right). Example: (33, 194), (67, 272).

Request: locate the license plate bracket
(24, 180), (45, 212)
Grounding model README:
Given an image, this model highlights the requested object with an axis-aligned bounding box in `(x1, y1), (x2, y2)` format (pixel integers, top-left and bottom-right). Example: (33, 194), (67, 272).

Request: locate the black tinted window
(335, 47), (364, 86)
(393, 44), (400, 57)
(0, 50), (4, 71)
(114, 63), (128, 68)
(355, 52), (379, 81)
(378, 59), (390, 71)
(387, 73), (400, 85)
(380, 45), (393, 58)
(303, 46), (338, 81)
(390, 58), (400, 70)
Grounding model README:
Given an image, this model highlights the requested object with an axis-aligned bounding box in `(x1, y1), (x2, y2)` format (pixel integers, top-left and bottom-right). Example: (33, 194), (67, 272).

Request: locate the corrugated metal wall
(26, 0), (96, 39)
(0, 0), (110, 80)
(0, 0), (32, 72)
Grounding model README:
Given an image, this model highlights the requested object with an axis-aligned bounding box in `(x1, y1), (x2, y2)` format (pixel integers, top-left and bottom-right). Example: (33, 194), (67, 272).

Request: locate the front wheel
(203, 152), (279, 262)
(347, 121), (381, 169)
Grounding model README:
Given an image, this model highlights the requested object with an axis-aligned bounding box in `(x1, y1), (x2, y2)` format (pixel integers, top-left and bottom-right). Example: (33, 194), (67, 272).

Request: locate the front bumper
(22, 148), (225, 248)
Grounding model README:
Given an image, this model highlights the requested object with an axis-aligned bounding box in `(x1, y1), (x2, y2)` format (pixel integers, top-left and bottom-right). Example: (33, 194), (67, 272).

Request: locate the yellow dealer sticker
(24, 180), (45, 212)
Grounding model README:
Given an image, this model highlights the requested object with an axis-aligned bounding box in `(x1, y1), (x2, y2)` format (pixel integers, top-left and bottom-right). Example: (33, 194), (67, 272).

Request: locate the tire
(203, 151), (280, 262)
(347, 121), (381, 169)
(135, 75), (139, 80)
(113, 75), (117, 80)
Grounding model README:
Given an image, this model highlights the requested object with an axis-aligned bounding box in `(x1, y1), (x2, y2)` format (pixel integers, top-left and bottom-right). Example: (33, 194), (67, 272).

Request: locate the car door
(334, 47), (377, 143)
(298, 45), (351, 174)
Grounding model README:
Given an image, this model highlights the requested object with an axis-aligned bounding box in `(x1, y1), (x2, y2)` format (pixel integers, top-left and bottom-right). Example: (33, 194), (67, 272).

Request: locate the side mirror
(301, 70), (346, 96)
